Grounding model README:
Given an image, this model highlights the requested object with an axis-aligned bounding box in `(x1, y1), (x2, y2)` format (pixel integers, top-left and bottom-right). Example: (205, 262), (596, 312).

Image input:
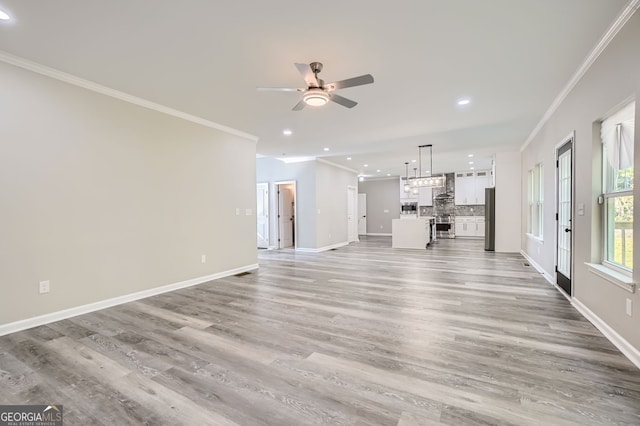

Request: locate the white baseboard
(520, 250), (640, 370)
(0, 263), (259, 337)
(572, 299), (640, 370)
(365, 233), (392, 237)
(295, 241), (349, 253)
(520, 250), (556, 287)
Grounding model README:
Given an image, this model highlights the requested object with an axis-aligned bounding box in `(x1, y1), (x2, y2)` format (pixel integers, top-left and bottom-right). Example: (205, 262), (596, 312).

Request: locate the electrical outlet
(235, 208), (240, 216)
(626, 298), (632, 316)
(245, 208), (252, 216)
(201, 255), (206, 264)
(39, 280), (50, 294)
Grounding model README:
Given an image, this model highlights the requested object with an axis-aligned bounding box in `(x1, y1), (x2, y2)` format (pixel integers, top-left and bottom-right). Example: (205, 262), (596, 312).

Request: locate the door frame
(347, 185), (358, 243)
(358, 193), (367, 236)
(256, 182), (269, 249)
(274, 180), (297, 250)
(554, 131), (575, 297)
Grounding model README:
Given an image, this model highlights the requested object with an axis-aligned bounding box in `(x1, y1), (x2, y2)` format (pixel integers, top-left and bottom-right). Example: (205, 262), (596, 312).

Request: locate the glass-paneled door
(556, 138), (573, 295)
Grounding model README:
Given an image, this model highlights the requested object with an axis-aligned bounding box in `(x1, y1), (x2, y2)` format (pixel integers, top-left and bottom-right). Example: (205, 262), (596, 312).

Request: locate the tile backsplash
(418, 172), (486, 217)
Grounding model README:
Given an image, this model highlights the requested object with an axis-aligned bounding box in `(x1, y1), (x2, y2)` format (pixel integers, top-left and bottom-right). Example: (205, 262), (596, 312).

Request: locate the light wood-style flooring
(1, 237), (639, 425)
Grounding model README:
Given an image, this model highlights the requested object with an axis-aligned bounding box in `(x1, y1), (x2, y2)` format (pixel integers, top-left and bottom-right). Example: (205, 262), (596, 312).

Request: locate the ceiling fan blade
(256, 87), (304, 92)
(324, 74), (374, 91)
(329, 93), (358, 108)
(292, 99), (306, 111)
(294, 63), (319, 87)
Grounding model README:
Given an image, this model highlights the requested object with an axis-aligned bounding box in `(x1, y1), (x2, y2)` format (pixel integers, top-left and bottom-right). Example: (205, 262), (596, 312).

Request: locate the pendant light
(403, 162), (410, 192)
(405, 144), (445, 188)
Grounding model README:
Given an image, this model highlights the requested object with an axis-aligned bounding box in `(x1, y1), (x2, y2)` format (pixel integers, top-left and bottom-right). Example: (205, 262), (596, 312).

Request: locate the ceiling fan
(257, 62), (374, 111)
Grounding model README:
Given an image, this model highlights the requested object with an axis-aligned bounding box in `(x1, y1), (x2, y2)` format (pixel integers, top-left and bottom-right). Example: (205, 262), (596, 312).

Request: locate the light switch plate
(39, 280), (50, 294)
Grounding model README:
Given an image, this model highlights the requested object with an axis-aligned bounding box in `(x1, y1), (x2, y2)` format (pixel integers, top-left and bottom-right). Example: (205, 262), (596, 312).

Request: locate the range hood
(434, 192), (454, 200)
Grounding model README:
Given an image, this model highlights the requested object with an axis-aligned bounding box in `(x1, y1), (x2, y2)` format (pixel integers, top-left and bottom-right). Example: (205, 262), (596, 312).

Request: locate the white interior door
(556, 138), (573, 296)
(347, 187), (357, 242)
(256, 183), (269, 248)
(278, 184), (294, 248)
(358, 193), (367, 235)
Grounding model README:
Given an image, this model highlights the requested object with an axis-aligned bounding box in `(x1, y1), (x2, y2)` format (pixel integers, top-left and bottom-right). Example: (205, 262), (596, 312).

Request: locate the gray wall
(0, 60), (257, 326)
(521, 13), (640, 352)
(358, 178), (400, 235)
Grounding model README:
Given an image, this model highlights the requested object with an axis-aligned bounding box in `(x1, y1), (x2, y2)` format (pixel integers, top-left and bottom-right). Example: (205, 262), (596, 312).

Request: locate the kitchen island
(391, 216), (436, 249)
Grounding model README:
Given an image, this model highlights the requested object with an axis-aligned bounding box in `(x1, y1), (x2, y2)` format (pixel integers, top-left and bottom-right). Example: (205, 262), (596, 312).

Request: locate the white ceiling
(0, 0), (630, 178)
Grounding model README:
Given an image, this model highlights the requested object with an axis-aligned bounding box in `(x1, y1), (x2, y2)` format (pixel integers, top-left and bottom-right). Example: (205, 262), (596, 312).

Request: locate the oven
(435, 214), (455, 238)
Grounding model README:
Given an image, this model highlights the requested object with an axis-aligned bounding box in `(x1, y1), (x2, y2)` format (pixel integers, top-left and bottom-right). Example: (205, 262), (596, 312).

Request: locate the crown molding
(0, 50), (258, 142)
(316, 158), (359, 174)
(521, 0), (640, 152)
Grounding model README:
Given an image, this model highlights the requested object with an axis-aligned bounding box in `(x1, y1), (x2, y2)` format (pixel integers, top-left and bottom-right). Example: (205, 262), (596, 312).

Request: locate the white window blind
(601, 102), (635, 172)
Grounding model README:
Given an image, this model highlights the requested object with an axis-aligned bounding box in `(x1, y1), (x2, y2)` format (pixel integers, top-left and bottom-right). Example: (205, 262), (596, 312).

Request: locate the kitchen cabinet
(455, 216), (485, 238)
(418, 187), (433, 206)
(455, 170), (491, 205)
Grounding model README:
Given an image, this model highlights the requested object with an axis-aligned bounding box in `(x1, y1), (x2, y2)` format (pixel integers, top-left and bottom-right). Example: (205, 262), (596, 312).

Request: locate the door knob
(564, 228), (571, 232)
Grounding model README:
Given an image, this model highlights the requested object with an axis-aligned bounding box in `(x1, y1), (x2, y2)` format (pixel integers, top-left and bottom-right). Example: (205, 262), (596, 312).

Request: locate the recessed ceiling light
(364, 164), (369, 167)
(347, 157), (352, 160)
(470, 167), (475, 170)
(387, 173), (391, 177)
(0, 9), (10, 20)
(468, 154), (474, 158)
(411, 159), (417, 163)
(469, 161), (474, 164)
(323, 147), (330, 152)
(282, 129), (292, 136)
(458, 98), (471, 106)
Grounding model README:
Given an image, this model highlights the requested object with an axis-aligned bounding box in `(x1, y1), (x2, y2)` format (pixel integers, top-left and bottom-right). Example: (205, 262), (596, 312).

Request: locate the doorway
(347, 186), (357, 242)
(276, 182), (296, 249)
(556, 134), (574, 296)
(358, 193), (367, 235)
(256, 182), (269, 248)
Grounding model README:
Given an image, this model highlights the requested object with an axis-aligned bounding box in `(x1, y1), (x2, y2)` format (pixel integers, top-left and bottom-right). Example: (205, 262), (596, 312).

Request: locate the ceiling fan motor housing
(310, 62), (323, 74)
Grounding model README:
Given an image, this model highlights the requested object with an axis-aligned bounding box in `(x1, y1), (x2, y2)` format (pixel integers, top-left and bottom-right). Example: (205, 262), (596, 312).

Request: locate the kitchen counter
(392, 217), (435, 249)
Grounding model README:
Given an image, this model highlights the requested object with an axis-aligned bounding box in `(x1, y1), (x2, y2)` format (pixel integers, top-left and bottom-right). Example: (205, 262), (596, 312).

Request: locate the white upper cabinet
(455, 171), (491, 205)
(418, 187), (433, 206)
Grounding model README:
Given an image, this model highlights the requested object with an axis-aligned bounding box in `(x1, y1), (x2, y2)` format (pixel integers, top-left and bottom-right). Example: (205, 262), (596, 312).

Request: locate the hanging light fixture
(412, 168), (419, 194)
(405, 144), (445, 188)
(403, 162), (410, 192)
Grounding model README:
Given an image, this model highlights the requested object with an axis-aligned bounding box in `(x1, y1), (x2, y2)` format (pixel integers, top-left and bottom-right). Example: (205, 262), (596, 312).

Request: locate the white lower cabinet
(455, 216), (485, 238)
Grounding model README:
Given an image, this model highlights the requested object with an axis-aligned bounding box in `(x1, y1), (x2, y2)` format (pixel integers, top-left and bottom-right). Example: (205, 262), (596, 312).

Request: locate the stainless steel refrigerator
(485, 187), (495, 251)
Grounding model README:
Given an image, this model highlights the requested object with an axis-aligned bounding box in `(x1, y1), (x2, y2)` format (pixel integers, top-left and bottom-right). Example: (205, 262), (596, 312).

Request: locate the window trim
(600, 101), (634, 274)
(526, 163), (544, 239)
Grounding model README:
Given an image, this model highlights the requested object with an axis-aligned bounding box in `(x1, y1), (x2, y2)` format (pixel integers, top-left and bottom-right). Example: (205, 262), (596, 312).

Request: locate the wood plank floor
(1, 236), (639, 425)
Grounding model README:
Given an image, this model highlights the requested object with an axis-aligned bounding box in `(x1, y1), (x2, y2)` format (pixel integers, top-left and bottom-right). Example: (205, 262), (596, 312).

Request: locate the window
(601, 101), (635, 272)
(527, 163), (543, 238)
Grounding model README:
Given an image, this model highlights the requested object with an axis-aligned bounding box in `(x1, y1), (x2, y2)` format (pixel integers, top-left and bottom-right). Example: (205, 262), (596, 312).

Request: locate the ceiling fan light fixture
(303, 89), (329, 107)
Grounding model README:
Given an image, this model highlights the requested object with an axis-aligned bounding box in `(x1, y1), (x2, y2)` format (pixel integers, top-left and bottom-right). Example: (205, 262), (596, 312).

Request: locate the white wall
(256, 158), (357, 251)
(0, 60), (257, 327)
(521, 12), (640, 353)
(494, 151), (522, 252)
(255, 158), (317, 249)
(315, 160), (359, 249)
